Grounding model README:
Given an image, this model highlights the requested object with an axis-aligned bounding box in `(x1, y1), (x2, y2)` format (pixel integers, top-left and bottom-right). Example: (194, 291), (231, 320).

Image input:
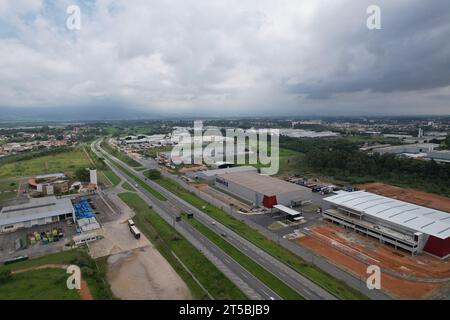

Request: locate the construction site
(297, 223), (450, 299)
(183, 165), (450, 299)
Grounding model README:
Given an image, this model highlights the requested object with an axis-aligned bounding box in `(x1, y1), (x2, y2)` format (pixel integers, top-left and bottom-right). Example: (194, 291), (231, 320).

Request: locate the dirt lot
(106, 247), (192, 300)
(179, 165), (208, 173)
(88, 193), (151, 259)
(357, 182), (450, 213)
(297, 223), (450, 299)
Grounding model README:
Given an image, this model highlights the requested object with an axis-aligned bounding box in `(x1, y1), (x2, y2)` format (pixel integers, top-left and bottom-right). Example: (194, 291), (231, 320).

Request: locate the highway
(93, 140), (336, 300)
(91, 141), (282, 300)
(134, 150), (392, 300)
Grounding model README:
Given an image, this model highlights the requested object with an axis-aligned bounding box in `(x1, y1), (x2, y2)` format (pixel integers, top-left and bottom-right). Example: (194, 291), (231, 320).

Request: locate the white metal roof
(201, 166), (257, 177)
(218, 171), (312, 196)
(36, 173), (66, 180)
(274, 204), (301, 216)
(0, 196), (74, 226)
(324, 191), (450, 239)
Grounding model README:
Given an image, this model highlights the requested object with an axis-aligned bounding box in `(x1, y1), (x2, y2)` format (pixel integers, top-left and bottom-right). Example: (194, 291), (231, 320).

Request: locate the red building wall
(423, 236), (450, 258)
(263, 195), (277, 208)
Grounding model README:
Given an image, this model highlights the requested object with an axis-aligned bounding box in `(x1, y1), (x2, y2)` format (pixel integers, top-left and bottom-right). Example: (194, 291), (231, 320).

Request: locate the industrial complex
(0, 196), (75, 233)
(214, 171), (311, 208)
(323, 191), (450, 259)
(372, 143), (450, 162)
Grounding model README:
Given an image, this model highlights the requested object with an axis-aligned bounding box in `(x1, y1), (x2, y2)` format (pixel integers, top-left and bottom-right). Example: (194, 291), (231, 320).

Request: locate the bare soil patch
(106, 247), (192, 300)
(297, 223), (450, 299)
(357, 182), (450, 213)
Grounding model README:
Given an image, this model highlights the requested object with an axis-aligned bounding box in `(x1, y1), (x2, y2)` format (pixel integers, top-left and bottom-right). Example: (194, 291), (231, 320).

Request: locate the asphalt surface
(93, 140), (336, 300)
(131, 148), (392, 300)
(92, 141), (284, 300)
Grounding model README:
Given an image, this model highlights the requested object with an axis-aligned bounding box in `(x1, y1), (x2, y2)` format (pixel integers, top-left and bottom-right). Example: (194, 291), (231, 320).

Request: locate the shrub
(0, 269), (12, 284)
(145, 169), (162, 180)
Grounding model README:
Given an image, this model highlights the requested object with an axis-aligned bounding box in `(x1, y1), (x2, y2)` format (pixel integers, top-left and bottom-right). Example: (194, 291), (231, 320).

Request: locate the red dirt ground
(357, 182), (450, 213)
(297, 223), (450, 299)
(179, 165), (208, 173)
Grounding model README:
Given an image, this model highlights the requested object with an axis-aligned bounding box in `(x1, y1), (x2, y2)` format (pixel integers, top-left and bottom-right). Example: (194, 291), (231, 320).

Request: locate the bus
(130, 225), (141, 239)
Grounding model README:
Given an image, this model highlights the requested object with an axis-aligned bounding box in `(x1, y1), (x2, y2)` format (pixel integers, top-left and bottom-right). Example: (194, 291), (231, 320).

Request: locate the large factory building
(0, 196), (75, 233)
(323, 191), (450, 259)
(214, 171), (311, 208)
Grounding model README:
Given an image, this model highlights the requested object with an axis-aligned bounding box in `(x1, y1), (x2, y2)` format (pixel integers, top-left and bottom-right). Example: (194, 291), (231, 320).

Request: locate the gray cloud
(0, 0), (449, 116)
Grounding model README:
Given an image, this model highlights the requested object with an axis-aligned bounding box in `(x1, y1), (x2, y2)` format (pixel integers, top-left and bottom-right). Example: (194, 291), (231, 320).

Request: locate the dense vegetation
(280, 136), (450, 196)
(442, 136), (450, 150)
(144, 169), (162, 180)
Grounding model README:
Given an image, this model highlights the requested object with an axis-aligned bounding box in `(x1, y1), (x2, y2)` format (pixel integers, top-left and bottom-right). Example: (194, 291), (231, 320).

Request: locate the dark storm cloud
(0, 0), (449, 116)
(287, 0), (450, 99)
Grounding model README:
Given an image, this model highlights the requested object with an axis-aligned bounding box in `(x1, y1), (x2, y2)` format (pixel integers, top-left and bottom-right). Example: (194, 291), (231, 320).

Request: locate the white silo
(89, 169), (98, 185)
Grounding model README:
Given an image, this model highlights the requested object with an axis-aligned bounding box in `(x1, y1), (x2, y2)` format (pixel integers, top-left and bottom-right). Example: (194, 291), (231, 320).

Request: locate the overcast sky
(0, 0), (449, 117)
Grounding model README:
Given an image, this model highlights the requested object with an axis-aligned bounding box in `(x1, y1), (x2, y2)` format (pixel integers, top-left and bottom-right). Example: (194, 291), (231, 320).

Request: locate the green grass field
(185, 216), (304, 300)
(100, 151), (166, 200)
(122, 181), (135, 191)
(0, 249), (114, 300)
(0, 268), (81, 300)
(152, 176), (368, 300)
(0, 178), (18, 202)
(238, 146), (310, 177)
(276, 148), (311, 177)
(100, 140), (142, 168)
(0, 146), (90, 180)
(118, 192), (247, 300)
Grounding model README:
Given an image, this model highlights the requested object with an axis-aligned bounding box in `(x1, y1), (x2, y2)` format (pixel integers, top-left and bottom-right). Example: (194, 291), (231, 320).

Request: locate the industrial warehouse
(323, 191), (450, 259)
(0, 196), (75, 233)
(214, 171), (311, 208)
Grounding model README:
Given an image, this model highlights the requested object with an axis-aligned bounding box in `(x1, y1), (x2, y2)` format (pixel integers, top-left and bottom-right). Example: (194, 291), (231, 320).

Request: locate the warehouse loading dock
(273, 205), (304, 222)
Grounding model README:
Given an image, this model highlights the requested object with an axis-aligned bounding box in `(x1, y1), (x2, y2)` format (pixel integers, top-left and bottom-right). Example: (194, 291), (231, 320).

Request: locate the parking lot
(78, 193), (120, 224)
(0, 221), (77, 261)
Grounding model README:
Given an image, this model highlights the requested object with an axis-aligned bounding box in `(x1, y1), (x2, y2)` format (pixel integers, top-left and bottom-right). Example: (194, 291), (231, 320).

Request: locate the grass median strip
(184, 214), (304, 300)
(150, 175), (368, 300)
(84, 145), (121, 186)
(103, 169), (121, 186)
(101, 140), (142, 168)
(122, 181), (135, 191)
(99, 147), (167, 201)
(118, 192), (247, 300)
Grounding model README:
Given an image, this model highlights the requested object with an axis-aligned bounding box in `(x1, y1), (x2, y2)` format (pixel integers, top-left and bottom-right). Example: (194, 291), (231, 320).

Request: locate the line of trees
(280, 136), (450, 196)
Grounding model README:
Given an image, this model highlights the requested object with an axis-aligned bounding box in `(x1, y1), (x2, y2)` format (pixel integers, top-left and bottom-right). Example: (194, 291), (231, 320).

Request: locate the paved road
(134, 150), (392, 300)
(92, 141), (282, 300)
(94, 140), (336, 300)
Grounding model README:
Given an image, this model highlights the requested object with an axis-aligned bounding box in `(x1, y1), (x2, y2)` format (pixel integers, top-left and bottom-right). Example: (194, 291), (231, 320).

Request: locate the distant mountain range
(0, 106), (163, 121)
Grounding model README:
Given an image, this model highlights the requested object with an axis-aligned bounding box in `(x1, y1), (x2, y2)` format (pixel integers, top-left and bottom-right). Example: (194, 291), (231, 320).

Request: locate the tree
(444, 136), (450, 150)
(75, 167), (90, 182)
(145, 169), (161, 180)
(0, 269), (11, 284)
